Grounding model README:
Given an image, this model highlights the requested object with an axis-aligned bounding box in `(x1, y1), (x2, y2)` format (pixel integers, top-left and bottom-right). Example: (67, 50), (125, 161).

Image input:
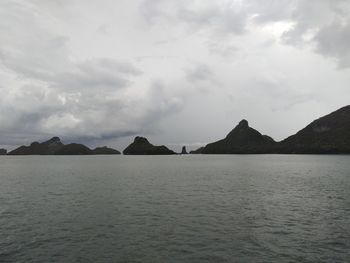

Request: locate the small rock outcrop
(181, 146), (188, 154)
(92, 146), (121, 155)
(123, 136), (176, 155)
(0, 149), (7, 155)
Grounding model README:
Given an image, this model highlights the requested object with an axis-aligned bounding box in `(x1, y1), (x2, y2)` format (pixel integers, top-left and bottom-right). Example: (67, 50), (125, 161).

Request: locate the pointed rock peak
(47, 137), (61, 143)
(134, 136), (149, 144)
(237, 119), (249, 128)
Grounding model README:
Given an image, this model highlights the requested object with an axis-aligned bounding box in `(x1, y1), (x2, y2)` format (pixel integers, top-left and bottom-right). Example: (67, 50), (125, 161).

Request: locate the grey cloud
(314, 22), (350, 68)
(0, 0), (189, 147)
(207, 42), (238, 58)
(1, 0), (349, 150)
(258, 0), (350, 67)
(63, 130), (138, 145)
(184, 63), (219, 90)
(140, 80), (184, 124)
(177, 2), (247, 35)
(246, 0), (295, 23)
(140, 0), (249, 35)
(53, 59), (142, 91)
(140, 0), (350, 68)
(0, 1), (70, 80)
(249, 76), (316, 111)
(186, 63), (213, 83)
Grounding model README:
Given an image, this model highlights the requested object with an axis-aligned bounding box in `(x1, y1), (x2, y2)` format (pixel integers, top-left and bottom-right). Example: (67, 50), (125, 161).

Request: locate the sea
(0, 155), (349, 263)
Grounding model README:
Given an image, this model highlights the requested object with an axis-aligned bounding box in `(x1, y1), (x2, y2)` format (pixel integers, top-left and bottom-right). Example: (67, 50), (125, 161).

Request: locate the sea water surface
(0, 155), (349, 262)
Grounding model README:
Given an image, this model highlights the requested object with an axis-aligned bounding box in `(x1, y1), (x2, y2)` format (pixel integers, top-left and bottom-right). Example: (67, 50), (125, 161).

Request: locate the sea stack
(0, 149), (7, 155)
(181, 146), (188, 154)
(123, 136), (176, 155)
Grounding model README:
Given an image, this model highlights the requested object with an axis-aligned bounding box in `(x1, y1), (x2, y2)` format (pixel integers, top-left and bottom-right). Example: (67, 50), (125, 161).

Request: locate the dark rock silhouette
(8, 137), (64, 155)
(181, 146), (188, 154)
(5, 105), (350, 156)
(191, 105), (350, 154)
(8, 137), (121, 155)
(189, 147), (204, 154)
(92, 146), (121, 155)
(123, 136), (176, 155)
(196, 119), (276, 154)
(277, 105), (350, 154)
(55, 143), (93, 155)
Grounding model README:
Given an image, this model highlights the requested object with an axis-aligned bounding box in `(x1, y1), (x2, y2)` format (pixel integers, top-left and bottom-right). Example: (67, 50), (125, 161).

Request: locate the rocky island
(3, 105), (350, 156)
(92, 146), (121, 155)
(195, 119), (276, 154)
(8, 137), (63, 155)
(7, 137), (121, 155)
(123, 136), (176, 155)
(191, 105), (350, 154)
(277, 105), (350, 154)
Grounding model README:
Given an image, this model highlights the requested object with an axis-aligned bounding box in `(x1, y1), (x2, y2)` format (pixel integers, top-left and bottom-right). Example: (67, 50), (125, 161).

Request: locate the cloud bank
(1, 0), (350, 150)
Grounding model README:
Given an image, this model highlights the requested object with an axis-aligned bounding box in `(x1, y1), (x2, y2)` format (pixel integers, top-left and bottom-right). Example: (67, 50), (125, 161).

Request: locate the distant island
(123, 136), (176, 155)
(2, 105), (350, 155)
(194, 119), (276, 154)
(7, 137), (121, 155)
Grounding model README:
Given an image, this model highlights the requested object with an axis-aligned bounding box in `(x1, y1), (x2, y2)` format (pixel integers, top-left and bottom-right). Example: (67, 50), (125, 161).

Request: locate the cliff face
(278, 105), (350, 154)
(200, 120), (276, 154)
(123, 136), (176, 155)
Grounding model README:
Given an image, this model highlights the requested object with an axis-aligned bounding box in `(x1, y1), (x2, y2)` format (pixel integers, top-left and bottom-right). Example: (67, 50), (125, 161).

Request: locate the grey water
(0, 155), (349, 263)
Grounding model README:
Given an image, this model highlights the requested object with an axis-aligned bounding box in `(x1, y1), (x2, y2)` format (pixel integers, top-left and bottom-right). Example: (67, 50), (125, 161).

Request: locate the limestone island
(7, 137), (121, 155)
(191, 105), (350, 154)
(123, 136), (176, 155)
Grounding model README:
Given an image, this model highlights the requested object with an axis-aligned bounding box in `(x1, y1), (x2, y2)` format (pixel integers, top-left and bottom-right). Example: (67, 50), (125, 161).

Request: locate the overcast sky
(1, 0), (350, 151)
